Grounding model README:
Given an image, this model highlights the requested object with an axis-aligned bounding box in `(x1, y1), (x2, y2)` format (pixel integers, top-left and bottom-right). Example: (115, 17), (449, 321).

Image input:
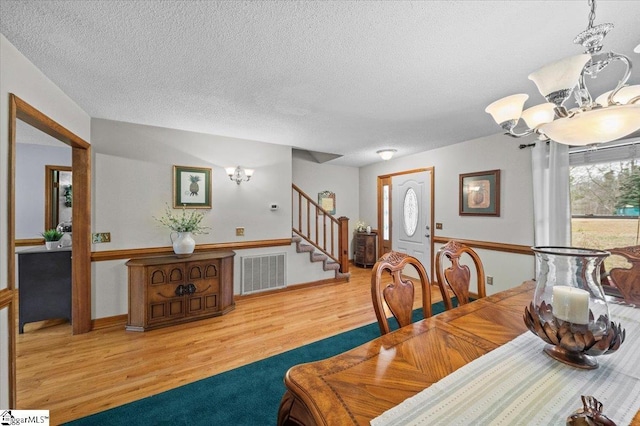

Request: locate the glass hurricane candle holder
(524, 247), (625, 369)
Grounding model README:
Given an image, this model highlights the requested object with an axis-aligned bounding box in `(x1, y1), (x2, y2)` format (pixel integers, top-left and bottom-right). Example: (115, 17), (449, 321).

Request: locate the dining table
(277, 280), (640, 425)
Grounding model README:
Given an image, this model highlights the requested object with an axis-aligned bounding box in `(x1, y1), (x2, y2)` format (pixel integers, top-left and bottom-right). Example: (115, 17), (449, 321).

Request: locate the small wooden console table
(126, 251), (235, 331)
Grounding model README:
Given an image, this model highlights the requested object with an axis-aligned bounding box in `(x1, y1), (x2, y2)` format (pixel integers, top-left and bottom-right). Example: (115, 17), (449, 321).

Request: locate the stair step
(292, 233), (349, 282)
(297, 244), (315, 253)
(324, 262), (340, 271)
(311, 253), (327, 262)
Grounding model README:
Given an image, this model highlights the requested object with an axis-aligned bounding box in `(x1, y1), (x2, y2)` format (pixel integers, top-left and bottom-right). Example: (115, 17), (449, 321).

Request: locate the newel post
(338, 216), (350, 273)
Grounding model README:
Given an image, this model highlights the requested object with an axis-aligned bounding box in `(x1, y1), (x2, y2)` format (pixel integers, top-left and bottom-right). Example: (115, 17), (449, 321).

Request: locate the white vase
(170, 232), (195, 257)
(45, 241), (58, 250)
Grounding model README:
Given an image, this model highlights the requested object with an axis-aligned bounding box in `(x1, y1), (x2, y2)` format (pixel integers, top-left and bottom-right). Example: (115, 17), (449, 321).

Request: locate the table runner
(371, 303), (640, 426)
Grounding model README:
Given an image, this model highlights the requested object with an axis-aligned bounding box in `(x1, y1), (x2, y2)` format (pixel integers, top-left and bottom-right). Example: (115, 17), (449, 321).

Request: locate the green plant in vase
(41, 229), (63, 241)
(41, 228), (64, 250)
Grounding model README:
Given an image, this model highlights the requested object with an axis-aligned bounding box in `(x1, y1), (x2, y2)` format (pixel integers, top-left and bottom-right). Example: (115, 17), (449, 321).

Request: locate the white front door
(391, 170), (432, 273)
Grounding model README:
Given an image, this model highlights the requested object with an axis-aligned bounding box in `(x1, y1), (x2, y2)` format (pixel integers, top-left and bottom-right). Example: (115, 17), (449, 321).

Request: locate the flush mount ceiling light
(377, 149), (397, 160)
(225, 166), (254, 185)
(486, 0), (640, 146)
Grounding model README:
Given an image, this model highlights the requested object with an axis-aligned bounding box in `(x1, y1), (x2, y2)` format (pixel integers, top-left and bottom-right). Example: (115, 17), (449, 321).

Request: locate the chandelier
(485, 0), (640, 146)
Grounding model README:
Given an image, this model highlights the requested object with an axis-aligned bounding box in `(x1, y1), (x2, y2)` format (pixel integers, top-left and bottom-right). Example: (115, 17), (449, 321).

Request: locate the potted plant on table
(41, 229), (64, 250)
(154, 204), (210, 257)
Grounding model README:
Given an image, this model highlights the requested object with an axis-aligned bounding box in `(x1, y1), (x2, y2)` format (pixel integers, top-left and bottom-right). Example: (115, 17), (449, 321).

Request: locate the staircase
(292, 235), (350, 280)
(291, 184), (351, 281)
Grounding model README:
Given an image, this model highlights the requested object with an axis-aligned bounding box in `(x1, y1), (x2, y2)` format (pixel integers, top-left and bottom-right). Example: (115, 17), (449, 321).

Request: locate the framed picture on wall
(459, 169), (500, 216)
(318, 191), (336, 214)
(173, 165), (212, 208)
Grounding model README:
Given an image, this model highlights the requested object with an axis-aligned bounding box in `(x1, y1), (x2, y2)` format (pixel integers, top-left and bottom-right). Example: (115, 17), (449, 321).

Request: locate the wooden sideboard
(126, 251), (235, 331)
(354, 232), (377, 267)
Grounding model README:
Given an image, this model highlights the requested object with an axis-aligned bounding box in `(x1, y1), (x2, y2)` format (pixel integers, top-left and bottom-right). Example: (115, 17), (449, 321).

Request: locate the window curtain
(531, 140), (571, 246)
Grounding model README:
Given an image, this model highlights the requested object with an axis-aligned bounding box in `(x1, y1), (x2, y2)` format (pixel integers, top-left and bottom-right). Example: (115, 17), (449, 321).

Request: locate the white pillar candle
(552, 285), (590, 324)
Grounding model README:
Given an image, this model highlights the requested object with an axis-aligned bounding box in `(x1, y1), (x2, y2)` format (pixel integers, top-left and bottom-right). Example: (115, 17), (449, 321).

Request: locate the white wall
(359, 133), (537, 293)
(0, 33), (91, 409)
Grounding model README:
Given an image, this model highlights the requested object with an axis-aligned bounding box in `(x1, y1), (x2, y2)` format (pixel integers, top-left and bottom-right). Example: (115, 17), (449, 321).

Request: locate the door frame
(376, 167), (435, 279)
(8, 94), (92, 406)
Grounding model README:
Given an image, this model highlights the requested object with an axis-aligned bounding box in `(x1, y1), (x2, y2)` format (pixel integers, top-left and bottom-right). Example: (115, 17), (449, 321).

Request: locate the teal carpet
(65, 302), (447, 426)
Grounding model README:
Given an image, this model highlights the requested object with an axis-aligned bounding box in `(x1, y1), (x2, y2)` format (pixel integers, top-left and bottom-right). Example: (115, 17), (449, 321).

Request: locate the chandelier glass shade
(485, 1), (640, 146)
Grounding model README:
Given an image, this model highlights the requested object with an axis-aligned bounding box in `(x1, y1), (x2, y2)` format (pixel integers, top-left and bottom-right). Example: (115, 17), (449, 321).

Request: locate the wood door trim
(0, 288), (15, 309)
(8, 94), (92, 407)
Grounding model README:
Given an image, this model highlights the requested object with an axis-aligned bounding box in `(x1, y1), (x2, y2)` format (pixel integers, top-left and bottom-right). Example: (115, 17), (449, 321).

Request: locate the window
(569, 139), (639, 268)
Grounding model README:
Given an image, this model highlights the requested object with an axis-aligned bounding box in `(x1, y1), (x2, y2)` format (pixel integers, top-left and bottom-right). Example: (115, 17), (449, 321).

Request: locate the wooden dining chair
(601, 245), (640, 305)
(435, 240), (486, 310)
(370, 251), (433, 335)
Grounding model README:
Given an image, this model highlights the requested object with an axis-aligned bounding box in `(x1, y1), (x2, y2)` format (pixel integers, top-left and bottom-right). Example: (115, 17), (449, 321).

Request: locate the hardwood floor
(16, 264), (444, 425)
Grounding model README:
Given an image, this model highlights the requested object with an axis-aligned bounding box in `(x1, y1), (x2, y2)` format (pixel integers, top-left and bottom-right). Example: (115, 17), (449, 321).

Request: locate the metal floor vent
(241, 253), (286, 294)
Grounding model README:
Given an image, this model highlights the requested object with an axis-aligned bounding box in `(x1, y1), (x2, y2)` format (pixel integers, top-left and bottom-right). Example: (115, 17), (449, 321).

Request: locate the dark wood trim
(0, 288), (15, 309)
(72, 144), (92, 334)
(7, 95), (17, 409)
(91, 314), (128, 330)
(433, 236), (533, 256)
(14, 97), (91, 150)
(15, 238), (45, 247)
(90, 238), (292, 262)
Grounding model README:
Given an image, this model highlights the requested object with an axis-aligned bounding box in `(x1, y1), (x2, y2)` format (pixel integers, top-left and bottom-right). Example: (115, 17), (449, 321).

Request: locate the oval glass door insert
(403, 188), (418, 237)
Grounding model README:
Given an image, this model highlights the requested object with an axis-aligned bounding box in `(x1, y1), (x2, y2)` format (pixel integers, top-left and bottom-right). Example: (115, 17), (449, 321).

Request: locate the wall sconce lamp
(225, 166), (254, 185)
(377, 149), (397, 161)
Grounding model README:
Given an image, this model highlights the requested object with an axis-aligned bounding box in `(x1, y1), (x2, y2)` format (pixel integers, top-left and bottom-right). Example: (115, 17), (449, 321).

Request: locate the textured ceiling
(1, 0), (639, 167)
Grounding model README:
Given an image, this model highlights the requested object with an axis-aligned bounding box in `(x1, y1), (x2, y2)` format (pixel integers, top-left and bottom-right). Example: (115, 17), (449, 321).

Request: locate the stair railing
(292, 184), (349, 273)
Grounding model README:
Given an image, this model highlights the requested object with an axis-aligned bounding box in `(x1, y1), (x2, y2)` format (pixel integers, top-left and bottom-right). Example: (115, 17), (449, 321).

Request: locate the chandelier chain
(587, 0), (596, 30)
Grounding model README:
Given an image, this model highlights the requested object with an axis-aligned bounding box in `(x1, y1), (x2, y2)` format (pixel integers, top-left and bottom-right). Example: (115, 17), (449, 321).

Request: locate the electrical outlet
(435, 223), (443, 230)
(236, 227), (245, 236)
(92, 232), (111, 243)
(487, 275), (494, 285)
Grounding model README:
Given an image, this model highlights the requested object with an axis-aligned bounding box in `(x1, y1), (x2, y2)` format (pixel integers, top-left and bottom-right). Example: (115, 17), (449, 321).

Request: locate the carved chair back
(435, 240), (486, 310)
(370, 251), (433, 335)
(602, 245), (640, 305)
